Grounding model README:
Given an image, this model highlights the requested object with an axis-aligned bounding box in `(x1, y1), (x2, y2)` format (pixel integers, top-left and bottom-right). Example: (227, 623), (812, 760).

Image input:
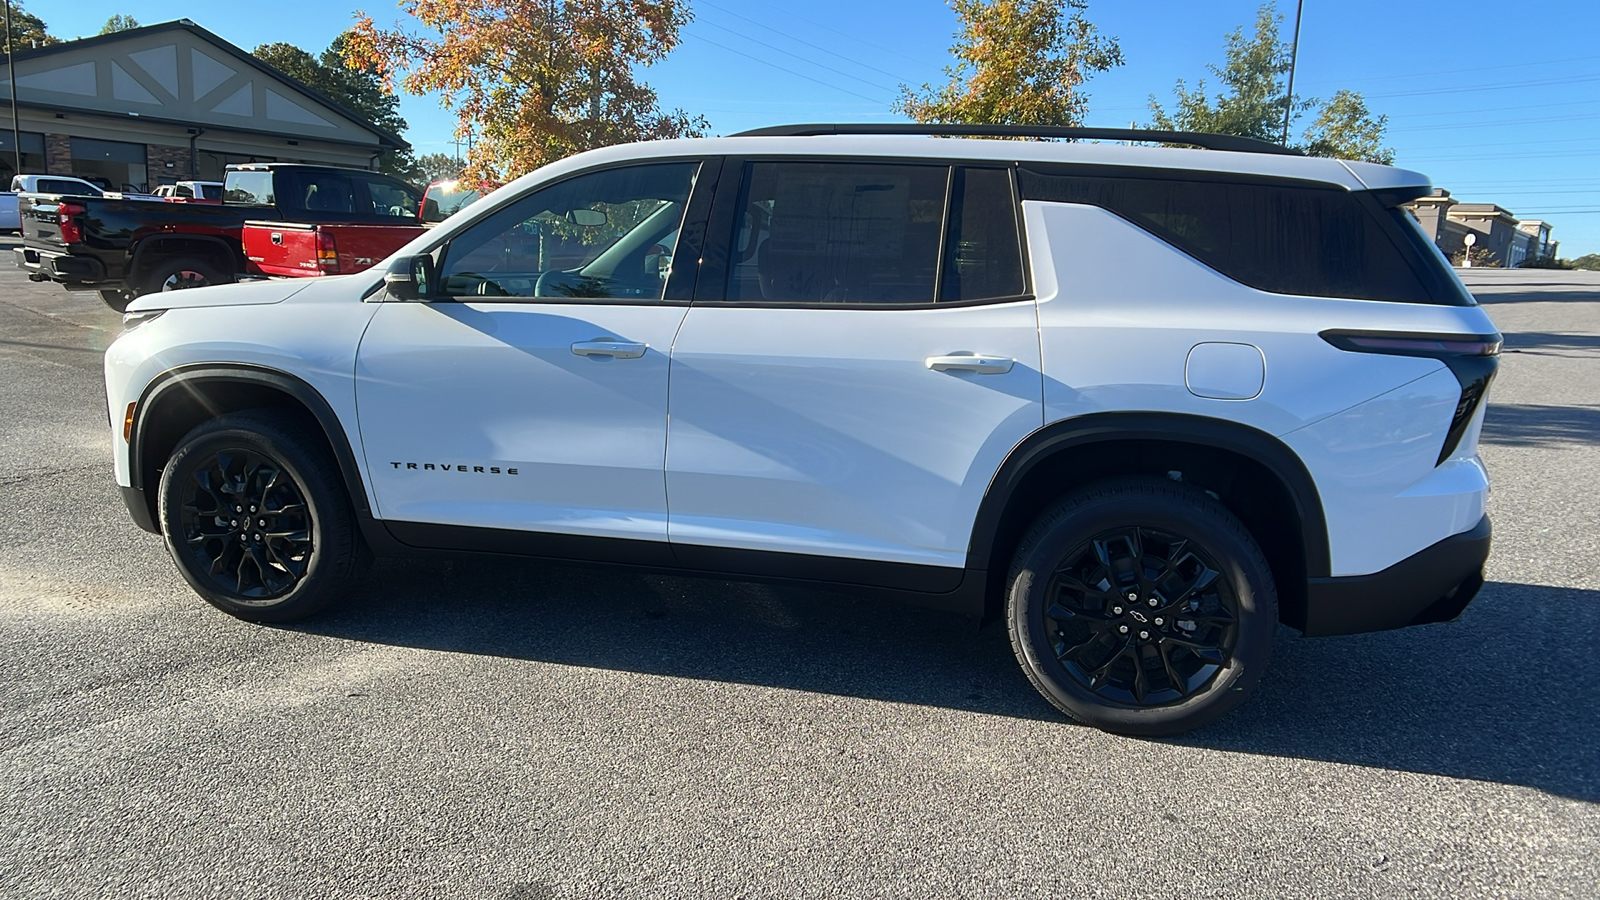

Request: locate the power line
(1367, 72), (1600, 99)
(748, 3), (949, 70)
(1299, 53), (1600, 87)
(699, 1), (918, 85)
(696, 19), (898, 94)
(682, 33), (889, 105)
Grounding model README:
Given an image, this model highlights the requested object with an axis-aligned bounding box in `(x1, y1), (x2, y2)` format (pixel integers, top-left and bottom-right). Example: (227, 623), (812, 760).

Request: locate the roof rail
(729, 123), (1300, 156)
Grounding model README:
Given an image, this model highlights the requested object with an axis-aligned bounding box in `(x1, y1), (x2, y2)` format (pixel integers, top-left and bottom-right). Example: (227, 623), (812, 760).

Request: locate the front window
(438, 162), (698, 300)
(422, 181), (481, 223)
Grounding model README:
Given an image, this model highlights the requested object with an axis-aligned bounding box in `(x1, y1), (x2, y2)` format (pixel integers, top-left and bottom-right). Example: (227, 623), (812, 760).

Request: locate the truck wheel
(157, 410), (364, 623)
(98, 290), (132, 313)
(147, 256), (226, 293)
(1006, 477), (1277, 736)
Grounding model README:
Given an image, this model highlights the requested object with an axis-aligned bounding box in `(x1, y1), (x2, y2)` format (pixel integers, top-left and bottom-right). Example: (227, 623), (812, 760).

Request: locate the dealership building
(0, 20), (407, 191)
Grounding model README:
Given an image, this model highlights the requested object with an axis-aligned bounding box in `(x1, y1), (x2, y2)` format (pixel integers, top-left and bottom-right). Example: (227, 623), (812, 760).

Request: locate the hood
(125, 277), (313, 313)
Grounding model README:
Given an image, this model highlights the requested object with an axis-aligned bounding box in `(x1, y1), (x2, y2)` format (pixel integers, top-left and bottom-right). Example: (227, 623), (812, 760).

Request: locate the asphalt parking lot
(1, 244), (1596, 899)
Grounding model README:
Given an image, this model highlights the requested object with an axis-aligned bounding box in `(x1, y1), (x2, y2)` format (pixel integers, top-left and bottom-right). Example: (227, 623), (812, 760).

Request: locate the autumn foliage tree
(345, 0), (705, 183)
(896, 0), (1123, 127)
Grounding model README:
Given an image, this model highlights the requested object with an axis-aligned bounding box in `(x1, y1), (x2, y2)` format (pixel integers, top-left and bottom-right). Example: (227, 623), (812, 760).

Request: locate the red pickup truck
(243, 220), (426, 277)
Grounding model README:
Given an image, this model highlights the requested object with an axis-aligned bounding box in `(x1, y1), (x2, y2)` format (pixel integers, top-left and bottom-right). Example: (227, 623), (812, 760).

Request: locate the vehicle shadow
(1501, 331), (1600, 353)
(1482, 403), (1600, 447)
(1472, 289), (1600, 305)
(295, 560), (1599, 802)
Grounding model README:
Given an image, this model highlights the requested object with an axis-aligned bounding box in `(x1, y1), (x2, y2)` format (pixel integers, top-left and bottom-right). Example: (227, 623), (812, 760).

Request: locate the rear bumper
(1301, 514), (1490, 637)
(14, 246), (108, 285)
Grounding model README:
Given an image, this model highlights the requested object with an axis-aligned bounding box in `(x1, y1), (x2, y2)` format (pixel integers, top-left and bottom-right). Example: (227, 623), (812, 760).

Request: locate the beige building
(1406, 188), (1558, 267)
(0, 19), (407, 191)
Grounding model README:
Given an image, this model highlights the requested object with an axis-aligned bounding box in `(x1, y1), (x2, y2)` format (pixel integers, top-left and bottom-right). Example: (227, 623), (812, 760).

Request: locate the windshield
(422, 181), (481, 223)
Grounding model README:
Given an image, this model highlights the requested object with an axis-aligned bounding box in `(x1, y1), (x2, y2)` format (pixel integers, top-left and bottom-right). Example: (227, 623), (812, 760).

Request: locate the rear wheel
(1006, 477), (1277, 736)
(157, 410), (363, 622)
(145, 256), (226, 294)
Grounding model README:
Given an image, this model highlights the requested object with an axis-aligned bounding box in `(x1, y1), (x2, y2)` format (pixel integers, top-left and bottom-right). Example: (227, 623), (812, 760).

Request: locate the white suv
(106, 125), (1499, 735)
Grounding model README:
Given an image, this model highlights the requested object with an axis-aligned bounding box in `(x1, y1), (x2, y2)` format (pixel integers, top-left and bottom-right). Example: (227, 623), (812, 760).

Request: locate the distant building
(0, 19), (408, 192)
(1405, 189), (1558, 267)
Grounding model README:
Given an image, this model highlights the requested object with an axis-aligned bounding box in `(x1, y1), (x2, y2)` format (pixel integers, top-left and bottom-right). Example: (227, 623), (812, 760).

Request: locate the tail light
(57, 201), (88, 244)
(316, 230), (340, 274)
(1320, 330), (1501, 464)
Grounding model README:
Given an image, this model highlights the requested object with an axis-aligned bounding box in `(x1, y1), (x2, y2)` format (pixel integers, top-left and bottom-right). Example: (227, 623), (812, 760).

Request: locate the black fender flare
(128, 234), (241, 287)
(128, 363), (371, 519)
(966, 411), (1330, 578)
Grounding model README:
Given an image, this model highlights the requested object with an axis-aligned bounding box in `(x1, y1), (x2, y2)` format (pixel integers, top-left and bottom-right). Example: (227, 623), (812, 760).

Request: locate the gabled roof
(4, 20), (408, 151)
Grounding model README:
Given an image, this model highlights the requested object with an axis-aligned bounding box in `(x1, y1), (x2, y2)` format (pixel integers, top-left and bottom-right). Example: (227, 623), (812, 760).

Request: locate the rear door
(665, 160), (1042, 576)
(355, 158), (715, 552)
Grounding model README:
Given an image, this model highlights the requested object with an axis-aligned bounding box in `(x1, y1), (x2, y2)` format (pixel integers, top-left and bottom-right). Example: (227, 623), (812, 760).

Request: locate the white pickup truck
(5, 174), (111, 231)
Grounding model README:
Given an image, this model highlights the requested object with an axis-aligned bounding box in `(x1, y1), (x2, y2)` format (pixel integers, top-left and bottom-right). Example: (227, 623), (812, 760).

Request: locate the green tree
(345, 0), (705, 184)
(896, 0), (1123, 127)
(1569, 253), (1600, 271)
(3, 1), (60, 52)
(414, 151), (464, 183)
(98, 14), (140, 35)
(254, 35), (420, 181)
(1148, 2), (1393, 163)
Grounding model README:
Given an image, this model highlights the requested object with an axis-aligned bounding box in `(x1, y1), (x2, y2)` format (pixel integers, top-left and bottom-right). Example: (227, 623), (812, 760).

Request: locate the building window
(69, 137), (149, 193)
(0, 132), (47, 182)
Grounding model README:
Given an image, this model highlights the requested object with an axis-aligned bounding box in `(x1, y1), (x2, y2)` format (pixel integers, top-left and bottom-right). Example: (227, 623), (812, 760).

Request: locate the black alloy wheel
(146, 256), (225, 294)
(176, 448), (314, 601)
(1044, 526), (1237, 707)
(1007, 478), (1277, 736)
(158, 410), (362, 622)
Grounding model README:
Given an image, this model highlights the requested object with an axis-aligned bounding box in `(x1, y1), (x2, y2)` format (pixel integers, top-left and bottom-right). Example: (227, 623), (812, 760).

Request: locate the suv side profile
(105, 125), (1498, 735)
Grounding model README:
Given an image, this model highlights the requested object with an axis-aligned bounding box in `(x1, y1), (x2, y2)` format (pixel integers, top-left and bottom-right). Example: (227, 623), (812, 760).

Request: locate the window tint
(290, 171), (358, 214)
(439, 162), (697, 300)
(728, 162), (946, 304)
(175, 184), (194, 199)
(196, 183), (221, 201)
(1017, 167), (1434, 304)
(40, 179), (101, 196)
(224, 171), (275, 206)
(942, 167), (1025, 301)
(363, 177), (419, 218)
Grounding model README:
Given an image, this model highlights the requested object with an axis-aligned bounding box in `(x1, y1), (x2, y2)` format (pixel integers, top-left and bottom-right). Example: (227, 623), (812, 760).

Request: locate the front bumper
(1301, 514), (1491, 637)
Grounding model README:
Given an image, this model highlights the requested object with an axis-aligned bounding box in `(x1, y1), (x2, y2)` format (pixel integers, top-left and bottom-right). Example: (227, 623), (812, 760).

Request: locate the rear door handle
(925, 353), (1014, 374)
(571, 339), (647, 359)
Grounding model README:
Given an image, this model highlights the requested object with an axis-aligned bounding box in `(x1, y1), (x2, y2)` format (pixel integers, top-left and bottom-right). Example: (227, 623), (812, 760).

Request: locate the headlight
(121, 309), (166, 329)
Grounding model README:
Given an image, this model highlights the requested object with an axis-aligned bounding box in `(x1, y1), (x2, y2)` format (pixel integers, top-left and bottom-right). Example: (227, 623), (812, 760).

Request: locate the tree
(896, 0), (1122, 127)
(1148, 2), (1393, 163)
(414, 151), (464, 184)
(3, 1), (60, 52)
(345, 0), (705, 184)
(98, 14), (140, 35)
(254, 35), (420, 181)
(1568, 254), (1600, 271)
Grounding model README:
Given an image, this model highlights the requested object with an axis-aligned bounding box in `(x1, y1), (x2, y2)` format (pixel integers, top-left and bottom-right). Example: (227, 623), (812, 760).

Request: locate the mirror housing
(382, 254), (434, 301)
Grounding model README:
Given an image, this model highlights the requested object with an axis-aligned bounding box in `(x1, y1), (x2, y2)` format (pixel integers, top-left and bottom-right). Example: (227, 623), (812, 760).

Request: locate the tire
(99, 289), (132, 313)
(145, 256), (226, 294)
(1006, 477), (1277, 736)
(157, 410), (363, 622)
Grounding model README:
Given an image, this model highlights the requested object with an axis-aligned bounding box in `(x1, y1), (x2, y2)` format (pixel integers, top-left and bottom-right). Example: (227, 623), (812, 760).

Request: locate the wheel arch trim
(128, 363), (370, 518)
(967, 411), (1331, 578)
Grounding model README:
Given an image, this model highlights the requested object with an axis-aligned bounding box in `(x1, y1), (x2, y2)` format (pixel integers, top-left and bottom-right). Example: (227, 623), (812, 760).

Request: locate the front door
(355, 160), (706, 548)
(665, 161), (1044, 575)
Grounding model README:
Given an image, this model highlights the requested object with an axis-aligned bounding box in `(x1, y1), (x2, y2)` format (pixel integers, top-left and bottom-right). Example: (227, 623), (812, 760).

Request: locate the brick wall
(146, 143), (192, 180)
(44, 134), (70, 174)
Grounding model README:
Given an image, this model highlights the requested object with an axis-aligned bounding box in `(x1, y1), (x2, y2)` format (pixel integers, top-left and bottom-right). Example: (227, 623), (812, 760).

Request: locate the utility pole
(1281, 0), (1305, 147)
(4, 0), (21, 178)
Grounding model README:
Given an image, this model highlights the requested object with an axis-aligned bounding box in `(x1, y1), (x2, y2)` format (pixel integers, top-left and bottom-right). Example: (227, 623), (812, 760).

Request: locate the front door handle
(925, 353), (1014, 375)
(571, 339), (647, 359)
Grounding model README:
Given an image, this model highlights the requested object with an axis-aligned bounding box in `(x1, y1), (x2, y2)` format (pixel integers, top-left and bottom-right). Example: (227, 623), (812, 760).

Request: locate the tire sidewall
(1009, 487), (1276, 735)
(157, 417), (347, 621)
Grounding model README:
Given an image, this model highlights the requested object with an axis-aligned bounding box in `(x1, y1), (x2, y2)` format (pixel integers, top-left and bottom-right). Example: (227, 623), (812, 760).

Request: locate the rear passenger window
(728, 162), (947, 304)
(1018, 167), (1434, 304)
(943, 167), (1025, 301)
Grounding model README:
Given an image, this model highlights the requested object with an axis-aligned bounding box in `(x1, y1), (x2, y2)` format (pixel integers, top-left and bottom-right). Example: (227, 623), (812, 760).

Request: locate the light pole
(1281, 0), (1305, 148)
(4, 0), (20, 177)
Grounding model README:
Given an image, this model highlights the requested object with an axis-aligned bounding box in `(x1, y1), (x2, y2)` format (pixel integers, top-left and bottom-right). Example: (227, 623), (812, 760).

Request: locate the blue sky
(43, 0), (1600, 254)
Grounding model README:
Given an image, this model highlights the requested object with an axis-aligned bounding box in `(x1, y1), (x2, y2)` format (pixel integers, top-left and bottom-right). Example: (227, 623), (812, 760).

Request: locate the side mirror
(383, 254), (435, 301)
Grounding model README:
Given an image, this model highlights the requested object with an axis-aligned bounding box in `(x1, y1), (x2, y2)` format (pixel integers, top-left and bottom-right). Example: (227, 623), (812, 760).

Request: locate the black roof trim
(4, 20), (409, 152)
(731, 123), (1299, 156)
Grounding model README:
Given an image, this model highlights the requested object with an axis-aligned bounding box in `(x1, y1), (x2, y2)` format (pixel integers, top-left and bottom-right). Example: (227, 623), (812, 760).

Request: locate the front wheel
(1006, 478), (1277, 736)
(145, 256), (226, 294)
(157, 410), (363, 622)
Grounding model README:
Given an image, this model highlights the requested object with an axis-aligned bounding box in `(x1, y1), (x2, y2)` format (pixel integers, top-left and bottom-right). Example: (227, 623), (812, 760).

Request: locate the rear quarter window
(1018, 166), (1450, 305)
(224, 171), (276, 206)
